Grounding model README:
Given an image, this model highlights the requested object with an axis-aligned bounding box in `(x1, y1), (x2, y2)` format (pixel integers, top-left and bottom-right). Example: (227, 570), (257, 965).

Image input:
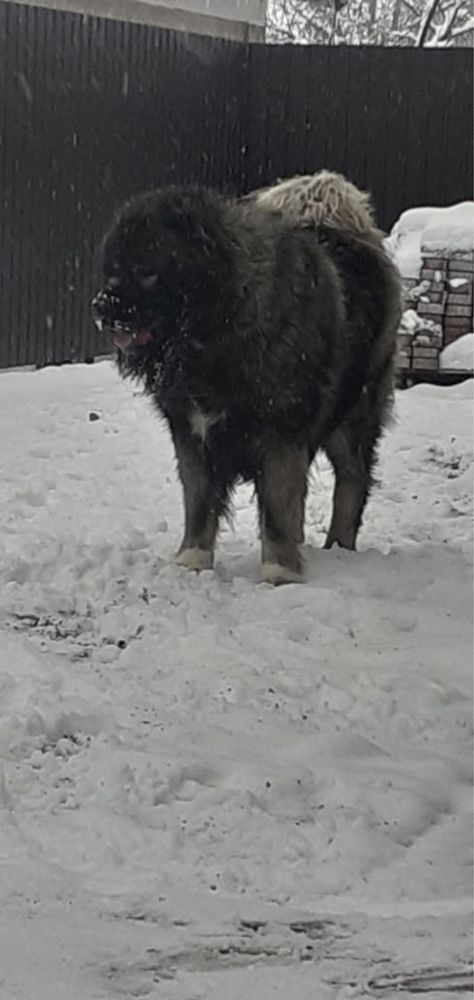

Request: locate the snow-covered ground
(0, 362), (472, 999)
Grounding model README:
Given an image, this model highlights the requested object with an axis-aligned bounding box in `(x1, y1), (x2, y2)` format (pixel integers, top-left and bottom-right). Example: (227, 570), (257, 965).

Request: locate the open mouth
(112, 328), (154, 352)
(94, 319), (153, 352)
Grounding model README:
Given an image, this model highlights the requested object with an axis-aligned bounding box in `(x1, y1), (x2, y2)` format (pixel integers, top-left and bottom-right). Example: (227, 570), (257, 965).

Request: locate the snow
(399, 307), (421, 333)
(399, 309), (443, 346)
(423, 223), (474, 255)
(387, 202), (474, 278)
(0, 362), (472, 999)
(440, 333), (474, 371)
(450, 278), (470, 290)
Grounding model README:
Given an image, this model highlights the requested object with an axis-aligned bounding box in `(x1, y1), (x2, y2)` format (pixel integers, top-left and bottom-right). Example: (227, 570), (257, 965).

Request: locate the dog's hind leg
(173, 432), (231, 571)
(323, 364), (393, 551)
(256, 446), (309, 584)
(323, 421), (376, 551)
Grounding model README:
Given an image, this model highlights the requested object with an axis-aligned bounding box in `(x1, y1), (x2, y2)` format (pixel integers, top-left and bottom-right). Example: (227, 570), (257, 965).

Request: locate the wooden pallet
(396, 367), (473, 389)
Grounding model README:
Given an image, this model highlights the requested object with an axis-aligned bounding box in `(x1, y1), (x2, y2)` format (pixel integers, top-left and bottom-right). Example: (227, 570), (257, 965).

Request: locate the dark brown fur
(92, 186), (401, 583)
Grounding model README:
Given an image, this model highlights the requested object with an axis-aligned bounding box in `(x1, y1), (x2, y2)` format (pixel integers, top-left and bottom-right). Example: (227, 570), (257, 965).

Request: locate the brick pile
(444, 254), (473, 347)
(399, 250), (473, 372)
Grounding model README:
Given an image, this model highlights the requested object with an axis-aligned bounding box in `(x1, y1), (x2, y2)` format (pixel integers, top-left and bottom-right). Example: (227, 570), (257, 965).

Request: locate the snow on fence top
(388, 202), (474, 278)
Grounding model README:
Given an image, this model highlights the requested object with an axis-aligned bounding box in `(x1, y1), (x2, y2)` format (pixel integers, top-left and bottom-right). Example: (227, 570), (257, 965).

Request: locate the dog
(242, 169), (385, 246)
(92, 184), (401, 584)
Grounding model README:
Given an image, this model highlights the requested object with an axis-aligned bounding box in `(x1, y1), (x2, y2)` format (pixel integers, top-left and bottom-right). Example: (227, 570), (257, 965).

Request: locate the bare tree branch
(399, 0), (421, 18)
(416, 0), (442, 45)
(435, 1), (461, 38)
(450, 16), (474, 35)
(266, 0), (473, 48)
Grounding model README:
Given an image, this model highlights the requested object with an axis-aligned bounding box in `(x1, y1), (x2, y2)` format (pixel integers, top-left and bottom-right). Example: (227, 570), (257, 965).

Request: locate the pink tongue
(114, 330), (153, 350)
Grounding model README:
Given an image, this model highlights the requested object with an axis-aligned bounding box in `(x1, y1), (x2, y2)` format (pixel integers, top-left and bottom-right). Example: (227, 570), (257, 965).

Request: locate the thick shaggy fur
(92, 185), (401, 583)
(243, 170), (385, 246)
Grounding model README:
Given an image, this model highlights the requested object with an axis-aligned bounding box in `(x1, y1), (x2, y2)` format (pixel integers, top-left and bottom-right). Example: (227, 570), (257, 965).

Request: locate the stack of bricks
(399, 249), (473, 372)
(398, 312), (443, 371)
(444, 252), (473, 346)
(411, 329), (443, 371)
(397, 330), (413, 370)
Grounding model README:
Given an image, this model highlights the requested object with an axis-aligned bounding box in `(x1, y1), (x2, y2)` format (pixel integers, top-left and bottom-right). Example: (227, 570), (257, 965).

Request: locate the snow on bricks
(388, 203), (474, 375)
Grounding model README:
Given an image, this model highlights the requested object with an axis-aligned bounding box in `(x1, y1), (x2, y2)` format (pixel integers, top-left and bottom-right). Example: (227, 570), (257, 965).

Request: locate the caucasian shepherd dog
(92, 174), (401, 584)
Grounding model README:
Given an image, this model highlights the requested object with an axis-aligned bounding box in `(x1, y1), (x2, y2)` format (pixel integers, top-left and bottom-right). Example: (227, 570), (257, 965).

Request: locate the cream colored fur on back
(251, 170), (384, 245)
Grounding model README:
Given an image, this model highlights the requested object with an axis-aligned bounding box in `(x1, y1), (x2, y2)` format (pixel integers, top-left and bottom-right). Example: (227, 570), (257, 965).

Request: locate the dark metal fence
(0, 0), (472, 368)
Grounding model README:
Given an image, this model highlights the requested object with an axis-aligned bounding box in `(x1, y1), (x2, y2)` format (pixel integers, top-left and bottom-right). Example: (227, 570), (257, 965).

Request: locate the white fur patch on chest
(189, 404), (224, 443)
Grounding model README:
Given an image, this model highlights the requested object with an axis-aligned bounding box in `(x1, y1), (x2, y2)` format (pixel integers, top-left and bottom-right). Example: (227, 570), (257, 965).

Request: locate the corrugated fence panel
(244, 44), (473, 232)
(0, 3), (472, 369)
(0, 4), (246, 367)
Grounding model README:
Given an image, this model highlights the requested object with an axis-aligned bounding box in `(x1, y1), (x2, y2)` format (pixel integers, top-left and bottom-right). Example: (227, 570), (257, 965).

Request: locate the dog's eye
(136, 272), (158, 290)
(106, 274), (121, 289)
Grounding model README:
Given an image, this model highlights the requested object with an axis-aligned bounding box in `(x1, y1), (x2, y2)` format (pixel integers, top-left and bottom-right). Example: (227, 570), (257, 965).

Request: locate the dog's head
(92, 187), (230, 360)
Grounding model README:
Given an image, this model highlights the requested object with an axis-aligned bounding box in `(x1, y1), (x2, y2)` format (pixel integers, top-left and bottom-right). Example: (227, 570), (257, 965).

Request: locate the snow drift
(0, 362), (472, 999)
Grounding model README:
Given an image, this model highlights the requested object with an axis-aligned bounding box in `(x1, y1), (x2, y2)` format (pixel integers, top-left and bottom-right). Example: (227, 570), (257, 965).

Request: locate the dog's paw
(261, 562), (303, 586)
(175, 547), (214, 571)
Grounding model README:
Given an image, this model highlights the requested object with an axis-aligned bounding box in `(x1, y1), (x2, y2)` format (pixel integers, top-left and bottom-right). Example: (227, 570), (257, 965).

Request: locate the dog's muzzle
(91, 289), (135, 330)
(91, 290), (153, 351)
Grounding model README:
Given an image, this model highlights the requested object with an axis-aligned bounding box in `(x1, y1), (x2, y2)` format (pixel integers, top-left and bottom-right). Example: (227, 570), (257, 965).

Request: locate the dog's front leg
(172, 430), (228, 572)
(256, 446), (309, 585)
